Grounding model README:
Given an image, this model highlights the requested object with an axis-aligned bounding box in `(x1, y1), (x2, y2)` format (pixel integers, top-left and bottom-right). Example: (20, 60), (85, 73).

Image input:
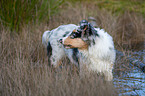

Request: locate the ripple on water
(114, 68), (145, 95)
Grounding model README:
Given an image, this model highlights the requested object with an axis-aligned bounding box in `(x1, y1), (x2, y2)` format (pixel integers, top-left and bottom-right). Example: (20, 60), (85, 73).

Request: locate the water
(114, 50), (145, 95)
(114, 68), (145, 95)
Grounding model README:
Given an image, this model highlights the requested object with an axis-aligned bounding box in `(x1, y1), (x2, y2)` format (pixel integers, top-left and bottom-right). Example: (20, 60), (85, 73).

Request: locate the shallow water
(114, 68), (145, 95)
(114, 50), (145, 95)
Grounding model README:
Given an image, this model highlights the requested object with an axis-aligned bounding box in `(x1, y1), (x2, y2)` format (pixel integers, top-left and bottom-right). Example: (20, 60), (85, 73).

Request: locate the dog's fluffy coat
(61, 27), (116, 81)
(42, 24), (79, 67)
(42, 23), (116, 81)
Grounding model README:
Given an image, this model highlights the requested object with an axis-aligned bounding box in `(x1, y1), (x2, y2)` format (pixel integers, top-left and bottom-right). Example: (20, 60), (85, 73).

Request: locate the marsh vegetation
(0, 0), (144, 95)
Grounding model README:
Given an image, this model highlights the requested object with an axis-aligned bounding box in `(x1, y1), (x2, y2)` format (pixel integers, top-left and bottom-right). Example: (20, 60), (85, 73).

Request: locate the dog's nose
(59, 39), (63, 43)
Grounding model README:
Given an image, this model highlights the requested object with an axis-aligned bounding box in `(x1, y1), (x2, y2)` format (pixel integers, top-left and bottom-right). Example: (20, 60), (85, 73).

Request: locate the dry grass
(49, 2), (144, 50)
(0, 26), (118, 96)
(0, 2), (144, 96)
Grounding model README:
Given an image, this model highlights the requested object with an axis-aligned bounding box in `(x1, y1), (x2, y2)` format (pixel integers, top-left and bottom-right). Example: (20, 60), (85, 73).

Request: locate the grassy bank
(0, 0), (144, 49)
(0, 25), (118, 96)
(0, 0), (144, 95)
(0, 0), (144, 32)
(0, 24), (134, 96)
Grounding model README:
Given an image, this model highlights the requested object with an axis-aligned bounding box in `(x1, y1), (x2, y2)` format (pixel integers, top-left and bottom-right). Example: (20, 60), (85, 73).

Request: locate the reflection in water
(114, 50), (145, 95)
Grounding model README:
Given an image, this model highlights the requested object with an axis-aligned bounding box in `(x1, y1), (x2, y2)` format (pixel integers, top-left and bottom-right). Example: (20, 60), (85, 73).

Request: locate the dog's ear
(88, 23), (99, 37)
(79, 20), (99, 37)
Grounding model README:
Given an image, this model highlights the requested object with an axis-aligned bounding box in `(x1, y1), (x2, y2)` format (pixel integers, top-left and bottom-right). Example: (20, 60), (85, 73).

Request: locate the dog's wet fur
(60, 20), (116, 81)
(42, 20), (116, 81)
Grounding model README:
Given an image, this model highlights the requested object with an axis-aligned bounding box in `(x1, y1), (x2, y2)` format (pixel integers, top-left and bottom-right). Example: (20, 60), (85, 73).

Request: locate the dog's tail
(42, 30), (51, 48)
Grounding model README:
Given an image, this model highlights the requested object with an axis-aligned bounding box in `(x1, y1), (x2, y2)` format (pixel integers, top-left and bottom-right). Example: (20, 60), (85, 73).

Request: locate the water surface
(114, 50), (145, 95)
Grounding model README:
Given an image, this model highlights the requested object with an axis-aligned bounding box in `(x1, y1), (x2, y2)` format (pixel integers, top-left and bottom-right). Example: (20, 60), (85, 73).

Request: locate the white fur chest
(79, 28), (116, 73)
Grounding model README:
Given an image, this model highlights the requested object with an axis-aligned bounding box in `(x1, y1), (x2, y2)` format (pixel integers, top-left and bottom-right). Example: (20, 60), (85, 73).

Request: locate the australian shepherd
(60, 20), (116, 81)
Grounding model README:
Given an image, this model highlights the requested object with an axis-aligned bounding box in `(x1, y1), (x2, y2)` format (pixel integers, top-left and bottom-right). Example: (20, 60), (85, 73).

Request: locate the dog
(42, 24), (79, 68)
(60, 20), (116, 81)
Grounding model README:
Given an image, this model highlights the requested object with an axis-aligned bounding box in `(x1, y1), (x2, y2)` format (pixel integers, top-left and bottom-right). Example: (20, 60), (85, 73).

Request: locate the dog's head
(59, 20), (99, 50)
(59, 29), (88, 50)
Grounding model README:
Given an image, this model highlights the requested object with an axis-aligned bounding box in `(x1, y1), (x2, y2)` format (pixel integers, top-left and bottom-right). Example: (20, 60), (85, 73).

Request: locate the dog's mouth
(63, 45), (72, 49)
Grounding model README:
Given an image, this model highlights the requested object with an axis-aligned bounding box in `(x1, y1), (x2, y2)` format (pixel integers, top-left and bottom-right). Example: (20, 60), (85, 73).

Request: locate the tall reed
(0, 0), (63, 32)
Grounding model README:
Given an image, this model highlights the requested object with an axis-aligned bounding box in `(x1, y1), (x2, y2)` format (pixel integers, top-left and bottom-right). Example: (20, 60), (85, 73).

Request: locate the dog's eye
(70, 31), (81, 39)
(73, 33), (77, 37)
(70, 35), (74, 39)
(70, 33), (77, 39)
(70, 33), (76, 39)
